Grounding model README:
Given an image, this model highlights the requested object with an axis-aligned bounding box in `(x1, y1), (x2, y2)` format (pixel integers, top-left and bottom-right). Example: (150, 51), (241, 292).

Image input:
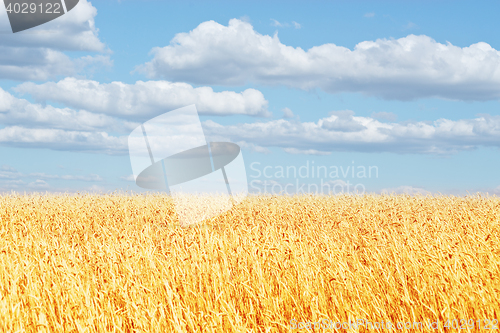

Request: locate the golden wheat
(0, 192), (499, 332)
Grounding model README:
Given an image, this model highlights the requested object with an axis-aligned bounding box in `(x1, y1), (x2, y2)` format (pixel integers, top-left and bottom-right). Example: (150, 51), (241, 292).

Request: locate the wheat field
(0, 193), (499, 332)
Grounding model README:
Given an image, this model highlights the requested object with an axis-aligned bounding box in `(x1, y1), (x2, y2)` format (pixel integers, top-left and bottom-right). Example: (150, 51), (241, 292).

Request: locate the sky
(0, 0), (499, 196)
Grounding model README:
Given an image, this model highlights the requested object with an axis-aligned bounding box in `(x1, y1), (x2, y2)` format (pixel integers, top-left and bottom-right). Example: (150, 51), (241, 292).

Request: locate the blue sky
(0, 0), (499, 195)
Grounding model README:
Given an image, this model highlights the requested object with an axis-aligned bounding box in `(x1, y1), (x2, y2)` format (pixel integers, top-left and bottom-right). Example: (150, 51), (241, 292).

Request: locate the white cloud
(322, 110), (367, 132)
(271, 19), (283, 27)
(0, 164), (16, 172)
(371, 111), (397, 121)
(364, 13), (375, 18)
(235, 141), (271, 154)
(270, 19), (300, 29)
(0, 48), (111, 81)
(0, 164), (108, 192)
(0, 162), (109, 193)
(4, 83), (500, 157)
(15, 78), (270, 119)
(0, 0), (105, 51)
(0, 0), (110, 80)
(327, 180), (349, 187)
(494, 185), (500, 195)
(0, 86), (142, 154)
(2, 179), (25, 188)
(403, 22), (418, 30)
(283, 148), (331, 156)
(380, 185), (430, 195)
(0, 126), (127, 154)
(27, 180), (50, 189)
(28, 172), (103, 182)
(0, 166), (22, 179)
(121, 174), (135, 182)
(324, 180), (358, 194)
(0, 87), (139, 132)
(201, 111), (500, 155)
(0, 168), (102, 181)
(136, 18), (500, 101)
(0, 82), (265, 156)
(282, 107), (294, 119)
(87, 184), (108, 192)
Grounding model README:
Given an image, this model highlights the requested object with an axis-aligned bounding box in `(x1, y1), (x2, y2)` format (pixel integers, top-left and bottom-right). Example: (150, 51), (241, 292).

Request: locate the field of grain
(0, 193), (499, 332)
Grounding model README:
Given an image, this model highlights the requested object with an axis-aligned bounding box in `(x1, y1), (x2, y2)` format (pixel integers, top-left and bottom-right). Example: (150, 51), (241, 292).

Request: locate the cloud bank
(2, 83), (500, 156)
(0, 164), (107, 192)
(136, 18), (500, 101)
(15, 78), (270, 119)
(202, 111), (500, 155)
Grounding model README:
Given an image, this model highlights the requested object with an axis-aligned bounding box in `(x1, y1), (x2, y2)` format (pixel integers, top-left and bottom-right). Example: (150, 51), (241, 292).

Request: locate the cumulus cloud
(0, 0), (110, 80)
(0, 0), (105, 51)
(14, 78), (270, 119)
(201, 111), (500, 155)
(136, 18), (500, 101)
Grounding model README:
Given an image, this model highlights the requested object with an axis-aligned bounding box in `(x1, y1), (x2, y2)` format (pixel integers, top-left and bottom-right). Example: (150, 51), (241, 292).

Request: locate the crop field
(0, 193), (499, 332)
